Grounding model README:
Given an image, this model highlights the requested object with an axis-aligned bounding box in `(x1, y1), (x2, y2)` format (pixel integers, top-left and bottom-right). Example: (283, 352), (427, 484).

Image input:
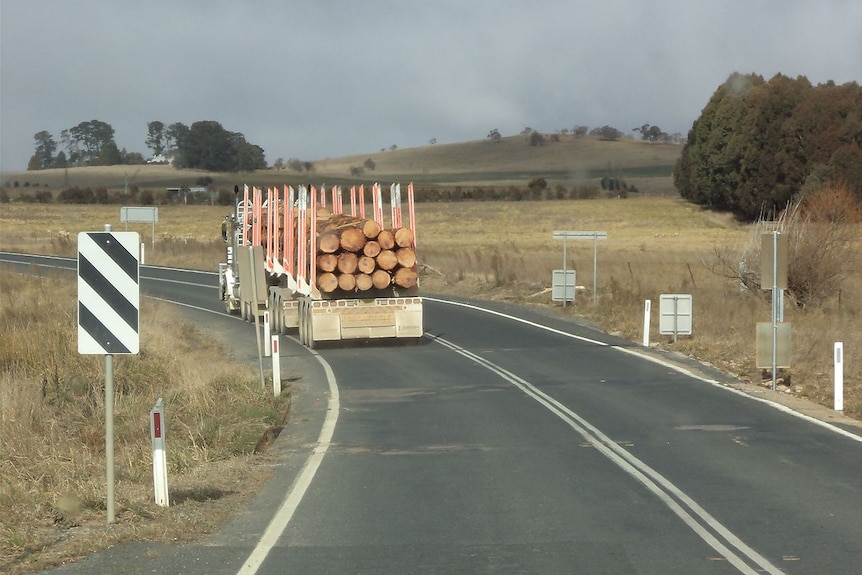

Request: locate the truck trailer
(219, 183), (423, 347)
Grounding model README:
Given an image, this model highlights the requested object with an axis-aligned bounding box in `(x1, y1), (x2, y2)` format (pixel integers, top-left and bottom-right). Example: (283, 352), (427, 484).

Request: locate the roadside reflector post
(264, 311), (271, 357)
(150, 398), (169, 507)
(643, 300), (651, 347)
(141, 242), (145, 265)
(271, 335), (282, 397)
(835, 342), (844, 412)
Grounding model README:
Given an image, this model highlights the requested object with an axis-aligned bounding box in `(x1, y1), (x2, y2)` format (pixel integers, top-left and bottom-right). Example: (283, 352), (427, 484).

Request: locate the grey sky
(2, 0), (860, 172)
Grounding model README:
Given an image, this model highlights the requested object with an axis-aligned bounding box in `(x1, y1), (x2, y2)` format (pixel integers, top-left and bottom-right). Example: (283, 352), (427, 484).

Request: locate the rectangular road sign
(552, 269), (576, 302)
(121, 206), (158, 223)
(756, 322), (792, 368)
(77, 231), (140, 354)
(659, 293), (693, 336)
(553, 230), (608, 240)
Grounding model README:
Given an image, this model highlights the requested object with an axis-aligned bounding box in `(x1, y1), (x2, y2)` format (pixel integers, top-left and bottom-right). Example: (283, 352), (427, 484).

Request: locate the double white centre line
(431, 334), (784, 575)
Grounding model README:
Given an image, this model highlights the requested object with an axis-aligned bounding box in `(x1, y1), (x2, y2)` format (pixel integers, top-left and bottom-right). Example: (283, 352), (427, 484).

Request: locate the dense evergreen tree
(675, 73), (862, 220)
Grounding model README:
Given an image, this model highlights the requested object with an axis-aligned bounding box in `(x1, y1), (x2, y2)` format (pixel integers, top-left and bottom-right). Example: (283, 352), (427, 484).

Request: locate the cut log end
(317, 272), (338, 293)
(393, 267), (418, 289)
(371, 269), (392, 289)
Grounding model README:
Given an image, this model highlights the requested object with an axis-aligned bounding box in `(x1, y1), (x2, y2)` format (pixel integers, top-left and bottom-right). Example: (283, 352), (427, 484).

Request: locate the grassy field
(2, 137), (860, 572)
(1, 134), (681, 192)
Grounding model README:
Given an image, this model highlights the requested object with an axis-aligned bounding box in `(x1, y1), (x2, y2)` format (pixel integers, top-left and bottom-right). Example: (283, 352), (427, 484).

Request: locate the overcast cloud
(2, 0), (861, 172)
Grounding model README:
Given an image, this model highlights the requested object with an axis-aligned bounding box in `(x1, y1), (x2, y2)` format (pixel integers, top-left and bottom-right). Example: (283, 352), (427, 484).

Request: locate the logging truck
(218, 183), (423, 347)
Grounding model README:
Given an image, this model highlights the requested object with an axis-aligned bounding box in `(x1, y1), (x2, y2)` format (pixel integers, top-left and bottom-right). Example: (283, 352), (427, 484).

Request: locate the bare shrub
(709, 182), (861, 308)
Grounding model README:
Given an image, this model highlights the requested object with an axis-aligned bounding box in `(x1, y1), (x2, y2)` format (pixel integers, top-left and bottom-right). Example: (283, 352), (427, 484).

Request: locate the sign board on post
(78, 231), (140, 355)
(756, 322), (792, 368)
(552, 270), (576, 303)
(77, 228), (140, 525)
(121, 207), (158, 252)
(760, 232), (788, 289)
(553, 231), (607, 306)
(659, 294), (693, 340)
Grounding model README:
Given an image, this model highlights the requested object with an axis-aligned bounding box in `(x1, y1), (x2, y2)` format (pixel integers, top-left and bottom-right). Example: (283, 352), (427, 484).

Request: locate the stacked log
(312, 213), (418, 294)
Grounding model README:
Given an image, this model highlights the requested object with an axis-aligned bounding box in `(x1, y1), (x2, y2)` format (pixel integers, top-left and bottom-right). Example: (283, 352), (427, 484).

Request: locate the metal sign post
(553, 231), (607, 305)
(78, 225), (140, 524)
(760, 232), (789, 391)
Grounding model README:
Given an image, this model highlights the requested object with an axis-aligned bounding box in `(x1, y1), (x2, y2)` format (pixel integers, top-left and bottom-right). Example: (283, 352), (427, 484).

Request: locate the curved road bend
(2, 254), (860, 574)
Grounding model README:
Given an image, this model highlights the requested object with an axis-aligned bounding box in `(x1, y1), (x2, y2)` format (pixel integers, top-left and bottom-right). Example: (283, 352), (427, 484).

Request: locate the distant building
(147, 154), (173, 165)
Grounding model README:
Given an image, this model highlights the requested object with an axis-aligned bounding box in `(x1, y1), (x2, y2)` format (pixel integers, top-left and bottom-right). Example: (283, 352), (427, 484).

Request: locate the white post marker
(264, 311), (271, 357)
(643, 299), (651, 347)
(271, 335), (281, 397)
(835, 342), (844, 412)
(150, 398), (169, 507)
(140, 242), (145, 265)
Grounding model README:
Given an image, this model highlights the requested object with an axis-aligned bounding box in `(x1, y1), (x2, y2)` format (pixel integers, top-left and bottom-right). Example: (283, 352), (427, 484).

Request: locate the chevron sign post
(77, 228), (140, 523)
(78, 230), (140, 354)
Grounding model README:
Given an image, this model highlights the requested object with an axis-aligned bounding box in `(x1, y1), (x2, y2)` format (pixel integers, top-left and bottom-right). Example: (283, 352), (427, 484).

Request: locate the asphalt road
(3, 252), (861, 574)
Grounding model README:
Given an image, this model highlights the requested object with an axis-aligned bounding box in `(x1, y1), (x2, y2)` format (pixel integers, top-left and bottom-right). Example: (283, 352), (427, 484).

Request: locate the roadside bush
(711, 182), (861, 308)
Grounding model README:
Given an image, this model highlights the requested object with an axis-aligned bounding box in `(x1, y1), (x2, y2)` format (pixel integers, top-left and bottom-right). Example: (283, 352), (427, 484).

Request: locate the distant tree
(274, 157), (285, 171)
(146, 121), (166, 156)
(529, 131), (546, 146)
(363, 158), (376, 171)
(634, 124), (668, 143)
(520, 127), (533, 135)
(123, 151), (145, 165)
(53, 150), (68, 168)
(31, 130), (57, 170)
(429, 137), (437, 145)
(68, 120), (115, 165)
(487, 129), (502, 142)
(389, 144), (398, 151)
(165, 122), (189, 155)
(96, 140), (123, 166)
(174, 121), (231, 170)
(573, 125), (589, 138)
(592, 125), (623, 141)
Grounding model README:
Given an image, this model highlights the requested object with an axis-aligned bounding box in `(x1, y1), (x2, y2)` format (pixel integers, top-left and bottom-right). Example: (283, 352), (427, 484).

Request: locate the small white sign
(552, 270), (576, 302)
(659, 294), (693, 336)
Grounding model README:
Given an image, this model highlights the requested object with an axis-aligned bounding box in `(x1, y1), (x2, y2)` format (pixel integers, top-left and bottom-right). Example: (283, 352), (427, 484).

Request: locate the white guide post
(643, 300), (651, 347)
(150, 398), (169, 507)
(271, 335), (282, 397)
(264, 311), (271, 357)
(834, 342), (844, 412)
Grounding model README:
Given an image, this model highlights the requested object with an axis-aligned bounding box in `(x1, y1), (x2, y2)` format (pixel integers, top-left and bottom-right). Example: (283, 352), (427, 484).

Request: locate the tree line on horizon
(28, 120), (266, 173)
(674, 72), (862, 221)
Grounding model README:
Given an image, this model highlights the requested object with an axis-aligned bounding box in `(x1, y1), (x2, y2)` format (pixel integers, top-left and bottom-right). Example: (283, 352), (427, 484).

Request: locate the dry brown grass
(0, 270), (291, 574)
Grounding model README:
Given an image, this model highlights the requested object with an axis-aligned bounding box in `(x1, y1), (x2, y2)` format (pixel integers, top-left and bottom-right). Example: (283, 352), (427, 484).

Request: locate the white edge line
(426, 296), (862, 444)
(144, 296), (341, 574)
(236, 346), (339, 575)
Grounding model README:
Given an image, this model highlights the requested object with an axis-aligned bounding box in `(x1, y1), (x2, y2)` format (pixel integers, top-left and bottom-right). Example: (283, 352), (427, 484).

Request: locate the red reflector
(153, 412), (162, 439)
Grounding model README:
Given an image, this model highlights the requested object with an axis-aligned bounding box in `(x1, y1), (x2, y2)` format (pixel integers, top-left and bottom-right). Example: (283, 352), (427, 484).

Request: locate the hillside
(1, 135), (683, 195)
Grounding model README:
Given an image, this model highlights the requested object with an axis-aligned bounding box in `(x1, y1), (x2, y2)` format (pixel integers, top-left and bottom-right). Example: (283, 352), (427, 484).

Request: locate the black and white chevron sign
(77, 232), (140, 355)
